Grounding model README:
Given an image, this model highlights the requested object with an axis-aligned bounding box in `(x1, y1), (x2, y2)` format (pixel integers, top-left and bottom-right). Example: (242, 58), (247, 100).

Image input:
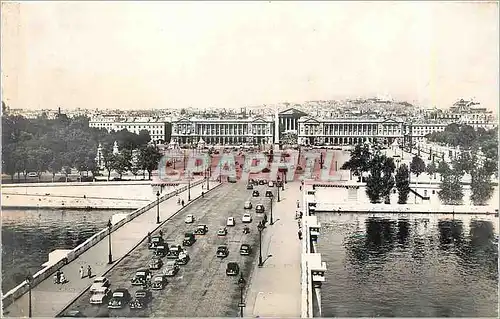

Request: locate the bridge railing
(1, 178), (205, 309)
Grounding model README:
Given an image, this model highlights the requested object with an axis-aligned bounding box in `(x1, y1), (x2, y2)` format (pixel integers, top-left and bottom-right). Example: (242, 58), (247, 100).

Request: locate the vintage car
(226, 262), (240, 276)
(163, 260), (180, 277)
(242, 213), (252, 223)
(258, 180), (266, 185)
(151, 274), (168, 290)
(217, 226), (227, 236)
(177, 251), (190, 265)
(89, 277), (110, 293)
(268, 181), (274, 187)
(240, 244), (252, 255)
(246, 184), (254, 190)
(244, 201), (252, 209)
(228, 176), (237, 183)
(149, 235), (165, 249)
(265, 190), (273, 197)
(166, 245), (183, 259)
(252, 190), (260, 197)
(216, 245), (229, 258)
(255, 204), (265, 214)
(154, 245), (168, 258)
(185, 214), (195, 224)
(129, 290), (152, 310)
(149, 257), (163, 270)
(107, 288), (131, 309)
(226, 217), (235, 226)
(194, 224), (208, 235)
(183, 232), (196, 246)
(63, 310), (86, 317)
(131, 268), (151, 286)
(89, 286), (112, 305)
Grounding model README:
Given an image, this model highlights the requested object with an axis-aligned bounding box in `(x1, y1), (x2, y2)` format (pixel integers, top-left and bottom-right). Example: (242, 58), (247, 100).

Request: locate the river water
(1, 208), (132, 294)
(316, 213), (499, 318)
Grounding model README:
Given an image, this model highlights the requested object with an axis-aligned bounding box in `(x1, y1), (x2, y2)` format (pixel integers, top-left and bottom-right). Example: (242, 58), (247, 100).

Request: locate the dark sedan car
(226, 262), (240, 276)
(129, 290), (152, 310)
(239, 244), (252, 255)
(255, 204), (265, 214)
(107, 288), (131, 309)
(252, 190), (260, 197)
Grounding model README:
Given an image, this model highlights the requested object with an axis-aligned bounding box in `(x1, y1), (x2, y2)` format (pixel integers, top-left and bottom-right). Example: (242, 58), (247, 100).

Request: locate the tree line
(2, 107), (162, 182)
(342, 142), (496, 206)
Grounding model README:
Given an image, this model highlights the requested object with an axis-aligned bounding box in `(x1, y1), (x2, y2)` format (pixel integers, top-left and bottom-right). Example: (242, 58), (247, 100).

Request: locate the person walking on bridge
(87, 265), (92, 278)
(79, 266), (84, 279)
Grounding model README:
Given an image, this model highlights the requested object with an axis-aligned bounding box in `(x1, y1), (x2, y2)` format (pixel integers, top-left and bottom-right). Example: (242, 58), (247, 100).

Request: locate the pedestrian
(79, 266), (85, 279)
(299, 211), (303, 219)
(60, 272), (66, 284)
(56, 269), (61, 284)
(296, 200), (300, 208)
(181, 199), (185, 207)
(177, 197), (181, 205)
(299, 185), (302, 191)
(298, 229), (302, 240)
(87, 265), (92, 278)
(159, 230), (163, 238)
(202, 191), (204, 198)
(53, 273), (59, 284)
(147, 232), (152, 244)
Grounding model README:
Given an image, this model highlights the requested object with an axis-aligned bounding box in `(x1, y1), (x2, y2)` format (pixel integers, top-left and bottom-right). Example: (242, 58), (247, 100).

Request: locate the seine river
(1, 208), (132, 293)
(317, 213), (498, 318)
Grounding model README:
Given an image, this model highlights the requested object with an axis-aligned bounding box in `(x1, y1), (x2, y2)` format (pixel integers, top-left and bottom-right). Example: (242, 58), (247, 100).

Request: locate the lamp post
(188, 170), (191, 201)
(269, 193), (274, 225)
(258, 222), (264, 267)
(26, 273), (33, 318)
(276, 176), (281, 202)
(237, 274), (246, 317)
(107, 219), (113, 264)
(156, 191), (160, 224)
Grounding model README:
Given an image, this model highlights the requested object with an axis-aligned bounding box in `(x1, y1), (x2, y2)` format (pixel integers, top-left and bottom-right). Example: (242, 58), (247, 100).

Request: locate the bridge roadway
(62, 182), (276, 317)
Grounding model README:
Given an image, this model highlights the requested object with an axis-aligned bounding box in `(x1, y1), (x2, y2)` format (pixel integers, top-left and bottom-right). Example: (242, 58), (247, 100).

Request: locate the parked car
(167, 245), (183, 259)
(63, 310), (86, 317)
(218, 226), (228, 236)
(154, 245), (168, 258)
(131, 269), (151, 286)
(246, 184), (254, 190)
(107, 288), (131, 309)
(265, 190), (273, 197)
(163, 260), (180, 277)
(185, 214), (195, 224)
(183, 232), (196, 246)
(258, 180), (265, 185)
(89, 286), (112, 305)
(151, 275), (168, 290)
(194, 224), (208, 235)
(228, 176), (237, 183)
(244, 201), (252, 209)
(149, 236), (164, 249)
(242, 213), (252, 223)
(149, 257), (163, 270)
(240, 244), (252, 255)
(89, 277), (110, 293)
(268, 181), (274, 187)
(27, 172), (38, 178)
(226, 217), (235, 226)
(255, 204), (265, 213)
(252, 190), (260, 197)
(226, 262), (240, 276)
(216, 245), (229, 258)
(129, 290), (152, 310)
(177, 251), (190, 265)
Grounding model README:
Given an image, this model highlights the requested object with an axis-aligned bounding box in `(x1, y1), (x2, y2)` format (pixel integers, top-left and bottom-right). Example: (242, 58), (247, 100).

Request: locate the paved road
(63, 182), (277, 317)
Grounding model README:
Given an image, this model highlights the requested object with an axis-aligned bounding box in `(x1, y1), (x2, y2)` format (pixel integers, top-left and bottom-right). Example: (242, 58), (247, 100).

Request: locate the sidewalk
(3, 181), (213, 318)
(244, 181), (302, 318)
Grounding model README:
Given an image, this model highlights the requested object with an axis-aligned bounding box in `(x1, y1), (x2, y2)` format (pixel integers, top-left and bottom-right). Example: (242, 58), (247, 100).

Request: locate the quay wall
(1, 179), (205, 309)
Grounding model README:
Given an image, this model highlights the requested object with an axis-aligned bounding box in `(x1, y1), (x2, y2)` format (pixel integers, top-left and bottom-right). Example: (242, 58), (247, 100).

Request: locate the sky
(1, 1), (498, 111)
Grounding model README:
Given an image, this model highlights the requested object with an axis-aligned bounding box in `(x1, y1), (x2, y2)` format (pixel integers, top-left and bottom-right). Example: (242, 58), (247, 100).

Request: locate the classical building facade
(297, 117), (404, 145)
(277, 108), (308, 133)
(170, 117), (274, 146)
(89, 117), (170, 144)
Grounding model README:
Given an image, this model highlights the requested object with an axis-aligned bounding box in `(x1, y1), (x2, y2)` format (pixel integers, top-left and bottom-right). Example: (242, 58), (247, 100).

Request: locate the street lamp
(156, 191), (160, 224)
(107, 219), (113, 264)
(257, 221), (265, 267)
(187, 170), (191, 201)
(237, 274), (246, 317)
(26, 273), (33, 318)
(269, 193), (274, 225)
(276, 176), (281, 202)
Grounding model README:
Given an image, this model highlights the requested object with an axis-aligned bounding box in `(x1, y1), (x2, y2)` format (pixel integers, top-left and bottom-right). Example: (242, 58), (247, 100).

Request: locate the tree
(48, 154), (63, 182)
(341, 143), (372, 181)
(138, 145), (162, 180)
(395, 164), (411, 204)
(113, 150), (132, 179)
(470, 164), (494, 206)
(410, 155), (425, 183)
(438, 173), (464, 205)
(426, 161), (437, 179)
(101, 147), (116, 181)
(365, 153), (394, 204)
(437, 161), (450, 181)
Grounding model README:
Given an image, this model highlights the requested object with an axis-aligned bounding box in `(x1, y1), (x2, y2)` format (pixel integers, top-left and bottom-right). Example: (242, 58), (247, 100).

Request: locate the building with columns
(297, 117), (404, 145)
(277, 108), (308, 133)
(170, 117), (274, 146)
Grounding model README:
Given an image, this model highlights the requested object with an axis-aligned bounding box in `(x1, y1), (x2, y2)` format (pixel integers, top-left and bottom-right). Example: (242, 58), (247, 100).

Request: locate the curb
(55, 182), (222, 317)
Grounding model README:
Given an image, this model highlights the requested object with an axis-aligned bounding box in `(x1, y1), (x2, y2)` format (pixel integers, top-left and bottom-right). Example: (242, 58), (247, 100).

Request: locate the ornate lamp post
(276, 176), (281, 202)
(257, 221), (265, 267)
(187, 170), (191, 201)
(269, 193), (274, 225)
(237, 274), (246, 317)
(156, 191), (160, 224)
(26, 273), (33, 318)
(107, 219), (113, 264)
